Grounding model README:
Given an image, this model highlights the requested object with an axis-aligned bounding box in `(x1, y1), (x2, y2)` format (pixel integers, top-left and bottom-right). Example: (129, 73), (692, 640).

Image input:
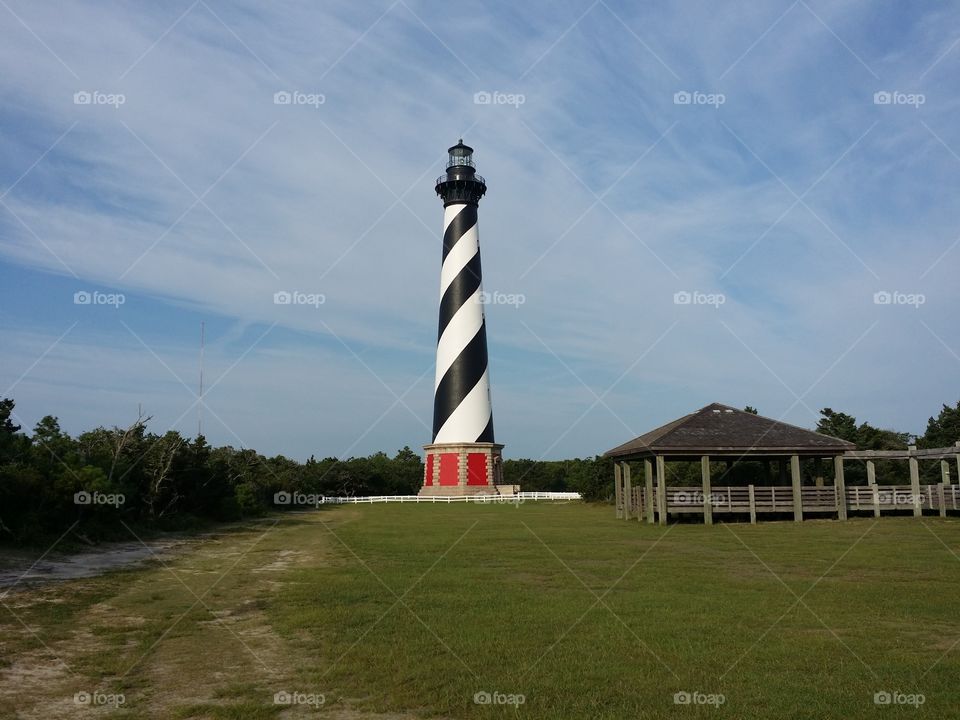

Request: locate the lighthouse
(420, 140), (504, 496)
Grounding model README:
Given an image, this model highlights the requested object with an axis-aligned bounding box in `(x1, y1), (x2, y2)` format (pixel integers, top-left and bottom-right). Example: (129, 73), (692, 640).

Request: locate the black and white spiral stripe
(432, 202), (495, 443)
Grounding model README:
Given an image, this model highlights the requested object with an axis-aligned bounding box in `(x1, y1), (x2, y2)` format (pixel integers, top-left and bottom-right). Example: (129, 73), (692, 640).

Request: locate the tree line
(0, 397), (612, 545)
(1, 397), (957, 545)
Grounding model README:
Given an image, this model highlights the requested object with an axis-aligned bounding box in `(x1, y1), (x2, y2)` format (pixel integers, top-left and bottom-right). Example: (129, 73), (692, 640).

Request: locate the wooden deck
(611, 441), (960, 524)
(623, 484), (960, 523)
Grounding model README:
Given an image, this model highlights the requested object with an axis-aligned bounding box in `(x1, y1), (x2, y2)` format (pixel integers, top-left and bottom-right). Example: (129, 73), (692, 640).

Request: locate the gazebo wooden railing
(623, 482), (960, 524)
(613, 442), (960, 525)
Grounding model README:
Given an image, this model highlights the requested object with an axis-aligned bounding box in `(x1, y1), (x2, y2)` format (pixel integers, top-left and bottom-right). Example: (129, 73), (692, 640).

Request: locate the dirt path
(0, 540), (185, 589)
(0, 510), (424, 719)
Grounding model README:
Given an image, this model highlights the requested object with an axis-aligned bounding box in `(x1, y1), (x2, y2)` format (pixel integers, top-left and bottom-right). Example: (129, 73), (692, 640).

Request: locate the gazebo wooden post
(955, 441), (959, 484)
(701, 455), (713, 526)
(834, 456), (847, 520)
(622, 462), (632, 521)
(628, 463), (647, 522)
(748, 484), (756, 524)
(656, 454), (667, 525)
(790, 455), (802, 522)
(614, 462), (623, 519)
(909, 445), (922, 518)
(942, 460), (951, 488)
(644, 459), (655, 524)
(867, 458), (880, 517)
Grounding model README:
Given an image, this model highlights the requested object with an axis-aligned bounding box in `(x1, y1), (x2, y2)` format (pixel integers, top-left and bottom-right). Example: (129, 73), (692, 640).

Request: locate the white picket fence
(317, 492), (581, 505)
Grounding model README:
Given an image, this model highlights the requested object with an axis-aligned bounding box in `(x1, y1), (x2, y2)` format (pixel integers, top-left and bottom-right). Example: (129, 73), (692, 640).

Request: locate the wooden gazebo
(604, 403), (855, 524)
(605, 403), (960, 524)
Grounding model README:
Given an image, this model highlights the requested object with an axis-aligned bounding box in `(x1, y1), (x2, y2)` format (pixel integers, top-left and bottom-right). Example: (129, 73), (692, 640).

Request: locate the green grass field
(2, 503), (959, 718)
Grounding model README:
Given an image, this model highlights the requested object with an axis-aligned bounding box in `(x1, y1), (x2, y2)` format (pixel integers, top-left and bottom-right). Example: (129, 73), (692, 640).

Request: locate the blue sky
(1, 0), (958, 460)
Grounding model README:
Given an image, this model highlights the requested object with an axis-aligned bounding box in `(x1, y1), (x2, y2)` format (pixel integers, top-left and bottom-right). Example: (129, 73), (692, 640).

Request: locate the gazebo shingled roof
(604, 403), (855, 459)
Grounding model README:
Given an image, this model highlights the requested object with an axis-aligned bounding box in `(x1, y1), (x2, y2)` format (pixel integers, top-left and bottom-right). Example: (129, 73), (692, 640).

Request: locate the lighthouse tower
(420, 140), (504, 496)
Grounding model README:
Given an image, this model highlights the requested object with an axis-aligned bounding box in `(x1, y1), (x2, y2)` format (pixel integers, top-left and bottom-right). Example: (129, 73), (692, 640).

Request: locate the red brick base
(420, 442), (504, 496)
